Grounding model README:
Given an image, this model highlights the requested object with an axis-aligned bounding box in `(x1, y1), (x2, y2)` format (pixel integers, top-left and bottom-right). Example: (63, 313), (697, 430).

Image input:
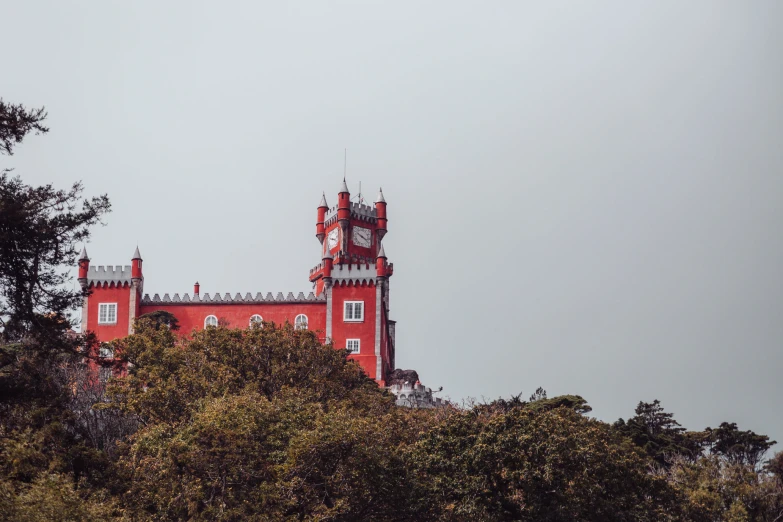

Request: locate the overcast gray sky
(3, 1), (782, 445)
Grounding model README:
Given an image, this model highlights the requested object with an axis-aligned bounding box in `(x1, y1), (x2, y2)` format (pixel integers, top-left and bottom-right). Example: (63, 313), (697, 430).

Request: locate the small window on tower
(346, 339), (360, 354)
(204, 315), (218, 328)
(344, 301), (364, 322)
(250, 315), (263, 327)
(295, 314), (308, 330)
(98, 303), (117, 325)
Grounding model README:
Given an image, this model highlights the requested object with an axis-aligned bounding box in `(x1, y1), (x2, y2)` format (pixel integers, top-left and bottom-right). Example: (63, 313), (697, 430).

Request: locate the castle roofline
(141, 291), (325, 305)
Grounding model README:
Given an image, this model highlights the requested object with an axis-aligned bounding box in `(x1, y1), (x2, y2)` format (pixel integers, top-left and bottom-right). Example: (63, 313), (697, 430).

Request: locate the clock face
(327, 228), (339, 249)
(352, 226), (372, 248)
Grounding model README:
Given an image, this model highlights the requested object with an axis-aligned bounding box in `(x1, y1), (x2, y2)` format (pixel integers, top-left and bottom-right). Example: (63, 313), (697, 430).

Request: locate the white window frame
(249, 314), (263, 327)
(98, 303), (117, 325)
(204, 315), (218, 328)
(346, 339), (360, 354)
(344, 301), (364, 322)
(295, 314), (308, 330)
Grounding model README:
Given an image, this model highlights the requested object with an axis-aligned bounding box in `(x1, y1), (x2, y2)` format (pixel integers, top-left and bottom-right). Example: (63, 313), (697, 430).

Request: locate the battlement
(141, 291), (325, 305)
(87, 265), (134, 285)
(350, 202), (377, 222)
(309, 258), (387, 285)
(324, 202), (377, 227)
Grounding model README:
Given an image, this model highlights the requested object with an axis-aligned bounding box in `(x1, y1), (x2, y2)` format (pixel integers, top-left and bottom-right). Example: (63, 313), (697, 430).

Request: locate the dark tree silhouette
(0, 99), (48, 156)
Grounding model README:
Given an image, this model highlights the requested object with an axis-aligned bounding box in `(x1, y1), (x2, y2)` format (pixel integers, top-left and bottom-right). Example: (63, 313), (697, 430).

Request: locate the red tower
(309, 181), (395, 382)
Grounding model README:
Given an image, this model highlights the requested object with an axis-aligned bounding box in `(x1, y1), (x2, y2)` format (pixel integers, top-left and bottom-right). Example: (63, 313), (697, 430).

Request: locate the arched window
(250, 314), (263, 327)
(295, 314), (308, 330)
(204, 315), (218, 328)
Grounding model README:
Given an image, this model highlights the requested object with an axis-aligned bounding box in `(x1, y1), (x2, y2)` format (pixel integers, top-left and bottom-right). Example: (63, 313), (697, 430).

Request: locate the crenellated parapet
(310, 258), (386, 284)
(87, 265), (134, 286)
(324, 202), (378, 227)
(141, 291), (325, 305)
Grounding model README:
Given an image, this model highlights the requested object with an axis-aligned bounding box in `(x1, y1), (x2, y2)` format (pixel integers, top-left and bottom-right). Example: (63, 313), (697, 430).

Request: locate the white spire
(78, 246), (89, 261)
(319, 192), (328, 207)
(375, 187), (386, 204)
(339, 177), (350, 194)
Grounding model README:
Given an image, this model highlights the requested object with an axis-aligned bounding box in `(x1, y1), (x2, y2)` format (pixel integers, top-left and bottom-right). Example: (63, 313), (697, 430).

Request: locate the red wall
(87, 284), (132, 342)
(331, 282), (378, 379)
(139, 302), (327, 338)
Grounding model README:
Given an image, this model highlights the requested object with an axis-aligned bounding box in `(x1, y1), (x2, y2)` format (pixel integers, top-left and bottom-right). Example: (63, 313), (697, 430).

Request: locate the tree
(0, 103), (114, 514)
(407, 405), (680, 521)
(767, 452), (783, 483)
(706, 422), (776, 469)
(0, 173), (111, 341)
(135, 309), (180, 331)
(664, 455), (783, 522)
(0, 99), (48, 156)
(107, 319), (414, 520)
(614, 400), (704, 466)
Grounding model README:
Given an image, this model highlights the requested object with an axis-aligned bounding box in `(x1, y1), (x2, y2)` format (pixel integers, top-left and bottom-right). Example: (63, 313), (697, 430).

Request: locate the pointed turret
(131, 246), (143, 280)
(337, 177), (351, 252)
(322, 245), (333, 278)
(375, 187), (388, 241)
(376, 241), (387, 277)
(77, 246), (90, 286)
(316, 192), (328, 243)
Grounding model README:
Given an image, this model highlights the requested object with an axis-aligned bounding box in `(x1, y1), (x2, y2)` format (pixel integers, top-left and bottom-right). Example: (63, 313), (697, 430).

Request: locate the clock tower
(309, 180), (394, 382)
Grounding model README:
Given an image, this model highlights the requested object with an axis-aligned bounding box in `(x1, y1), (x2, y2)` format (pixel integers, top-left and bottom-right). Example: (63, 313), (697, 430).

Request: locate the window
(346, 339), (360, 354)
(98, 365), (112, 384)
(344, 301), (364, 322)
(98, 344), (114, 359)
(250, 314), (263, 327)
(204, 315), (218, 328)
(98, 303), (117, 324)
(295, 314), (308, 330)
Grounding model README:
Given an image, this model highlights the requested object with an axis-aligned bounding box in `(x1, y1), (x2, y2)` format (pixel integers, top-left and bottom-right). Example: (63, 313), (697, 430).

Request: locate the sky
(3, 1), (782, 446)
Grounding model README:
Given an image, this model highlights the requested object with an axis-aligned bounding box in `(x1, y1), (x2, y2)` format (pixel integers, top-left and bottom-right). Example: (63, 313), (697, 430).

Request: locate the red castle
(78, 180), (395, 384)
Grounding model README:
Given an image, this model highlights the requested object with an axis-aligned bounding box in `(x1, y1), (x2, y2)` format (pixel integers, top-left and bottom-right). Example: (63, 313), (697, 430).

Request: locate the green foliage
(0, 98), (48, 156)
(767, 451), (783, 482)
(0, 473), (118, 522)
(407, 406), (679, 521)
(665, 455), (783, 521)
(108, 320), (406, 520)
(706, 422), (777, 469)
(614, 400), (704, 466)
(0, 173), (110, 341)
(135, 310), (180, 331)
